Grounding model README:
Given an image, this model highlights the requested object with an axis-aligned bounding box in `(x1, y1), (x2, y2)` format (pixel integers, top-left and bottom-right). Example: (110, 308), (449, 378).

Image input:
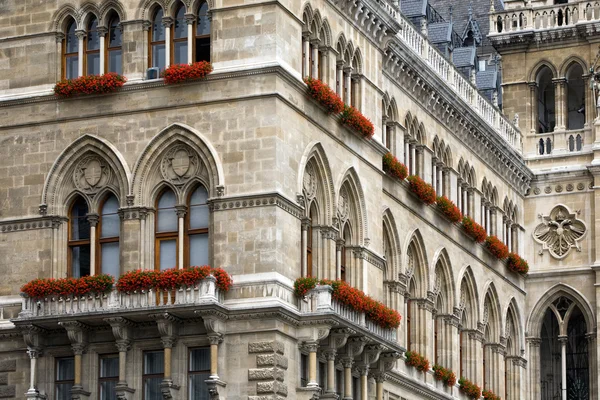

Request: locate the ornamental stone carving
(338, 188), (349, 221)
(533, 205), (587, 259)
(73, 156), (111, 194)
(160, 145), (201, 185)
(303, 164), (317, 200)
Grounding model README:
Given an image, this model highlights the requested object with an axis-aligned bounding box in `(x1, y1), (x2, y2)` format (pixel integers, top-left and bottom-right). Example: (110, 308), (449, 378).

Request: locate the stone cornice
(0, 215), (57, 233)
(489, 22), (600, 51)
(346, 245), (385, 270)
(383, 43), (532, 196)
(209, 192), (303, 219)
(385, 370), (453, 400)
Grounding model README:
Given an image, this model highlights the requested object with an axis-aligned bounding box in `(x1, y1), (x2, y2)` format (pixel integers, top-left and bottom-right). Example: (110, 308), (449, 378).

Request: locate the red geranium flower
(407, 175), (436, 204)
(433, 364), (457, 387)
(53, 73), (126, 98)
(485, 235), (509, 260)
(405, 351), (430, 372)
(304, 77), (344, 114)
(506, 252), (529, 275)
(340, 105), (374, 138)
(458, 377), (482, 399)
(383, 153), (408, 181)
(462, 216), (487, 243)
(163, 61), (213, 84)
(436, 196), (462, 223)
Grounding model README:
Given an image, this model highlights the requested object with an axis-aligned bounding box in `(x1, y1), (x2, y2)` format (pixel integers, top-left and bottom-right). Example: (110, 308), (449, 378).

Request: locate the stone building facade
(0, 0), (594, 400)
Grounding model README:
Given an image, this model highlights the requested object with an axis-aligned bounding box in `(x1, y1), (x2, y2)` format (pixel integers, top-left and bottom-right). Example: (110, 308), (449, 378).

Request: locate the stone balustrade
(18, 276), (222, 319)
(489, 0), (600, 34)
(299, 285), (397, 342)
(396, 14), (522, 152)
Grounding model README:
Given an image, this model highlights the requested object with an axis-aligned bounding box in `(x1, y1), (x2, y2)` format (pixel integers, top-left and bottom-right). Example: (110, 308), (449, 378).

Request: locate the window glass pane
(100, 381), (117, 400)
(174, 5), (187, 39)
(145, 377), (163, 400)
(197, 3), (210, 36)
(189, 372), (210, 400)
(109, 18), (121, 47)
(152, 44), (166, 70)
(57, 358), (75, 380)
(101, 242), (120, 277)
(189, 348), (210, 371)
(152, 9), (165, 41)
(195, 38), (210, 62)
(87, 53), (100, 75)
(71, 198), (90, 240)
(66, 21), (78, 53)
(87, 18), (100, 50)
(101, 196), (120, 238)
(108, 50), (122, 74)
(159, 240), (177, 270)
(174, 41), (188, 65)
(71, 245), (91, 278)
(189, 186), (208, 229)
(157, 190), (177, 232)
(189, 234), (208, 266)
(144, 351), (165, 374)
(100, 356), (119, 377)
(66, 56), (79, 79)
(56, 383), (73, 400)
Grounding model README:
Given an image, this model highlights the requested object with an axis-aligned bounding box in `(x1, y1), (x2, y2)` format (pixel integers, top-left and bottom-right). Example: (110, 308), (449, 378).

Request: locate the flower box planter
(407, 175), (436, 205)
(304, 77), (344, 114)
(458, 378), (481, 399)
(163, 61), (213, 84)
(294, 278), (401, 329)
(485, 236), (509, 260)
(507, 252), (529, 274)
(340, 105), (374, 139)
(436, 196), (462, 223)
(21, 275), (114, 298)
(462, 216), (487, 243)
(483, 389), (501, 400)
(53, 73), (127, 97)
(405, 351), (430, 372)
(116, 266), (232, 293)
(432, 365), (456, 387)
(383, 153), (408, 181)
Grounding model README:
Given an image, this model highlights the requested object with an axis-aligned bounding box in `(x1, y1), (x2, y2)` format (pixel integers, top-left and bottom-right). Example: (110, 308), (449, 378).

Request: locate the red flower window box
(163, 61), (213, 84)
(340, 105), (374, 139)
(462, 216), (487, 243)
(405, 351), (430, 372)
(407, 175), (436, 205)
(53, 73), (127, 98)
(432, 365), (456, 387)
(506, 252), (529, 274)
(383, 153), (408, 181)
(485, 235), (509, 260)
(116, 266), (232, 293)
(483, 389), (501, 400)
(436, 196), (462, 223)
(305, 77), (344, 114)
(21, 274), (114, 298)
(458, 377), (481, 399)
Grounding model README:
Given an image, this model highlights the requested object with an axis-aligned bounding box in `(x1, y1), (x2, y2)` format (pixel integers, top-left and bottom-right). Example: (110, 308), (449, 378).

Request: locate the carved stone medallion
(161, 145), (199, 185)
(303, 164), (317, 200)
(338, 188), (349, 221)
(73, 156), (111, 194)
(533, 205), (587, 259)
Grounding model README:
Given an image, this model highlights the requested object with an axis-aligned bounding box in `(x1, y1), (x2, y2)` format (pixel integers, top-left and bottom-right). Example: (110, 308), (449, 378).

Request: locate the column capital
(301, 341), (319, 353)
(115, 340), (132, 352)
(55, 32), (65, 43)
(340, 357), (354, 369)
(557, 335), (568, 344)
(161, 16), (174, 27)
(208, 333), (224, 345)
(87, 213), (99, 227)
(74, 29), (86, 40)
(526, 336), (542, 347)
(142, 20), (152, 31)
(184, 13), (196, 24)
(175, 205), (188, 217)
(324, 349), (337, 361)
(301, 217), (311, 230)
(97, 26), (108, 36)
(370, 371), (386, 383)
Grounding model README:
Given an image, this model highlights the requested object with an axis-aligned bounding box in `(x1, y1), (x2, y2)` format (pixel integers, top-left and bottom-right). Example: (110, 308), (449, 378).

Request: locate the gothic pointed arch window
(537, 66), (556, 133)
(172, 1), (188, 65)
(155, 188), (178, 270)
(150, 7), (166, 70)
(186, 185), (209, 266)
(107, 14), (122, 74)
(340, 223), (351, 282)
(68, 196), (91, 278)
(63, 18), (79, 79)
(195, 0), (211, 62)
(85, 16), (101, 75)
(566, 63), (585, 130)
(99, 194), (120, 276)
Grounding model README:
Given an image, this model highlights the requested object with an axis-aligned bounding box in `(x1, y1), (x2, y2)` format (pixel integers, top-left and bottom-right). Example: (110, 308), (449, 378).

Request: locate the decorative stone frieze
(209, 193), (303, 219)
(0, 216), (55, 233)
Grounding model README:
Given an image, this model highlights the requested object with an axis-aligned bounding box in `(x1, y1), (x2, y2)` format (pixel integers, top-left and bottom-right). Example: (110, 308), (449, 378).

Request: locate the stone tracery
(533, 205), (586, 259)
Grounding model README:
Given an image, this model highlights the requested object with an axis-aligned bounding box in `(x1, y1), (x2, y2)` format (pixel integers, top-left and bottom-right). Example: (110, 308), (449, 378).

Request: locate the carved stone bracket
(58, 321), (90, 354)
(150, 313), (181, 347)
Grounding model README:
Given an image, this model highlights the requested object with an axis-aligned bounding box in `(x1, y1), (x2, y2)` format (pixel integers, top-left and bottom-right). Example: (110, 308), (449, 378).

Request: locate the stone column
(302, 35), (310, 78)
(511, 224), (518, 254)
(55, 33), (65, 81)
(341, 357), (353, 400)
(431, 160), (437, 192)
(319, 46), (328, 82)
(357, 366), (368, 400)
(324, 350), (336, 393)
(382, 116), (388, 148)
(162, 17), (173, 67)
(75, 30), (85, 77)
(152, 313), (181, 397)
(98, 27), (107, 75)
(344, 67), (353, 105)
(310, 40), (319, 78)
(208, 334), (223, 379)
(59, 321), (91, 398)
(529, 82), (538, 134)
(336, 238), (344, 280)
(410, 144), (416, 176)
(176, 205), (187, 269)
(87, 214), (99, 275)
(584, 75), (595, 127)
(142, 21), (151, 71)
(21, 325), (47, 399)
(306, 342), (319, 388)
(372, 372), (385, 400)
(185, 14), (195, 64)
(336, 62), (344, 97)
(447, 313), (461, 377)
(404, 137), (410, 167)
(467, 189), (475, 218)
(301, 217), (310, 277)
(554, 78), (567, 131)
(527, 337), (541, 400)
(457, 181), (462, 213)
(559, 336), (567, 400)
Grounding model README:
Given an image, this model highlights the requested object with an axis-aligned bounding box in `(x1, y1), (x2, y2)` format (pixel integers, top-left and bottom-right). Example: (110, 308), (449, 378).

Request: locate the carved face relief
(533, 205), (587, 259)
(73, 156), (111, 194)
(161, 145), (200, 185)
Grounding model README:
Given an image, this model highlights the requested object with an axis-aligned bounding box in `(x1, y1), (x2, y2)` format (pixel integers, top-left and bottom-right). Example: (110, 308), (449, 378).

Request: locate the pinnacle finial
(490, 0), (495, 13)
(469, 1), (473, 18)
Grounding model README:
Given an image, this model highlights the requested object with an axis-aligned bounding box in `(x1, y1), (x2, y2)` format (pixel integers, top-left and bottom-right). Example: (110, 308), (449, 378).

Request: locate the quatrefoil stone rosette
(533, 205), (587, 259)
(160, 145), (201, 185)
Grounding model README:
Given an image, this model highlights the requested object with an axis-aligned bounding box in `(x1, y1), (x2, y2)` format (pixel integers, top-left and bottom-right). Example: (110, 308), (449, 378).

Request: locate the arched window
(107, 15), (122, 74)
(566, 63), (585, 130)
(340, 224), (350, 282)
(576, 134), (583, 151)
(155, 188), (178, 270)
(537, 66), (556, 133)
(150, 8), (166, 70)
(187, 185), (209, 266)
(569, 135), (575, 151)
(172, 2), (188, 65)
(307, 205), (316, 277)
(195, 1), (211, 62)
(68, 197), (91, 277)
(539, 138), (545, 155)
(86, 16), (101, 75)
(64, 18), (79, 79)
(99, 194), (120, 276)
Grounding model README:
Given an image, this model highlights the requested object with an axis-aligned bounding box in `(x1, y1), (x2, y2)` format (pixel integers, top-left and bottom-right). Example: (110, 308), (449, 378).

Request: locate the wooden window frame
(98, 194), (120, 275)
(184, 185), (209, 268)
(84, 17), (101, 76)
(67, 198), (91, 278)
(98, 354), (119, 399)
(188, 347), (211, 399)
(193, 1), (211, 63)
(149, 8), (166, 70)
(171, 3), (188, 65)
(55, 357), (75, 400)
(142, 350), (165, 400)
(106, 16), (122, 73)
(406, 299), (412, 351)
(385, 125), (392, 150)
(300, 353), (308, 387)
(155, 189), (178, 271)
(63, 20), (79, 80)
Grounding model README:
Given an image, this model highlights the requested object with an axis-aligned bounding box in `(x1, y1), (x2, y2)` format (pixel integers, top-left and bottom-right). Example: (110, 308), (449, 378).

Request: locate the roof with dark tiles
(400, 0), (427, 17)
(476, 69), (498, 90)
(428, 22), (452, 43)
(452, 47), (476, 68)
